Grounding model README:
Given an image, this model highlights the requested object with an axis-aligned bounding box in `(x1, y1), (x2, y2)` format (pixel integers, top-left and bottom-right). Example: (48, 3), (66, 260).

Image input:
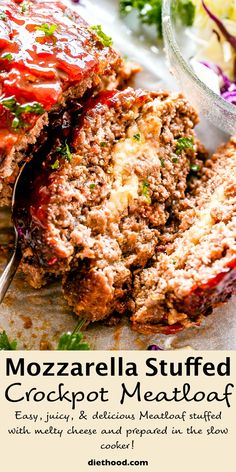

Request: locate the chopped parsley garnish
(21, 1), (31, 13)
(172, 157), (179, 163)
(120, 0), (162, 36)
(0, 323), (90, 351)
(190, 163), (200, 172)
(160, 157), (165, 168)
(0, 97), (44, 129)
(0, 331), (17, 351)
(133, 133), (141, 141)
(90, 183), (96, 190)
(51, 159), (60, 170)
(173, 0), (196, 27)
(1, 53), (13, 61)
(0, 96), (16, 111)
(19, 102), (45, 114)
(57, 320), (90, 351)
(56, 141), (72, 162)
(119, 1), (195, 38)
(91, 25), (113, 47)
(0, 11), (7, 21)
(176, 137), (194, 155)
(12, 117), (21, 129)
(36, 23), (58, 36)
(142, 179), (151, 204)
(100, 141), (107, 147)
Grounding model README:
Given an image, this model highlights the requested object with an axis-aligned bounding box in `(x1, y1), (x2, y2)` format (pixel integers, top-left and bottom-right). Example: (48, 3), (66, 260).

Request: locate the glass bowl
(162, 0), (236, 135)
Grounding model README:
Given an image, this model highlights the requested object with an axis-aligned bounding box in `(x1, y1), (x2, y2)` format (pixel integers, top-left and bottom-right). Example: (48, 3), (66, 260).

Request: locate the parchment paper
(0, 0), (235, 349)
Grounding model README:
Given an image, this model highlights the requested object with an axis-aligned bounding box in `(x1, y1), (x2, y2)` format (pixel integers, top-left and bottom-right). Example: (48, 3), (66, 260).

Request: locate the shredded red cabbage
(202, 1), (236, 82)
(202, 1), (236, 50)
(199, 61), (236, 104)
(199, 3), (236, 105)
(221, 87), (236, 104)
(147, 344), (163, 351)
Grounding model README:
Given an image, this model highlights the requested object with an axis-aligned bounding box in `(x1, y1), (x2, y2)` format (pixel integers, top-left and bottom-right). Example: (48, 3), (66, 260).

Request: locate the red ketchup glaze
(72, 88), (149, 148)
(14, 89), (149, 268)
(0, 0), (101, 161)
(96, 88), (148, 110)
(200, 257), (236, 289)
(14, 154), (51, 231)
(13, 149), (64, 266)
(160, 323), (184, 335)
(28, 172), (51, 230)
(152, 258), (236, 335)
(177, 256), (236, 317)
(27, 92), (121, 232)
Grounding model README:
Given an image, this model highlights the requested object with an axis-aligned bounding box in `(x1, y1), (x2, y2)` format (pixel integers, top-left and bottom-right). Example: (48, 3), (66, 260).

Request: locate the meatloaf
(0, 0), (132, 205)
(132, 138), (236, 334)
(15, 88), (202, 321)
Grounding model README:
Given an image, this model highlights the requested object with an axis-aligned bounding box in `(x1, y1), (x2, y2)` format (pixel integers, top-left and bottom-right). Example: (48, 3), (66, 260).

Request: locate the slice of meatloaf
(0, 0), (129, 205)
(132, 137), (236, 334)
(15, 88), (201, 321)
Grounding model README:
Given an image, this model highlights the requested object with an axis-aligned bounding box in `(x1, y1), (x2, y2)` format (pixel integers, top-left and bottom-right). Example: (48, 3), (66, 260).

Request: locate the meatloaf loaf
(15, 88), (202, 321)
(0, 0), (132, 205)
(132, 137), (236, 334)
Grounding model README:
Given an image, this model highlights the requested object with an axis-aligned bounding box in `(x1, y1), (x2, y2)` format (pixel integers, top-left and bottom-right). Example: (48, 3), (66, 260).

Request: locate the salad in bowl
(121, 0), (236, 132)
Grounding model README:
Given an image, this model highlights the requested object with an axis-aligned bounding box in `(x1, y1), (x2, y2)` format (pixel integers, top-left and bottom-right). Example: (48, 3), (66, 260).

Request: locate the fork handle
(0, 244), (22, 304)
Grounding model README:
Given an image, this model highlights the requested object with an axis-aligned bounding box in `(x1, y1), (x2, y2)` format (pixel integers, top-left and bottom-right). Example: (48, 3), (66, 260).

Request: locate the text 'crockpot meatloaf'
(132, 138), (236, 334)
(0, 0), (134, 205)
(15, 88), (202, 321)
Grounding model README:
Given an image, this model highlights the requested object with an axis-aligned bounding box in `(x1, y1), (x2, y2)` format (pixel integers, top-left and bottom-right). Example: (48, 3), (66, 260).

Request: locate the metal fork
(0, 164), (26, 303)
